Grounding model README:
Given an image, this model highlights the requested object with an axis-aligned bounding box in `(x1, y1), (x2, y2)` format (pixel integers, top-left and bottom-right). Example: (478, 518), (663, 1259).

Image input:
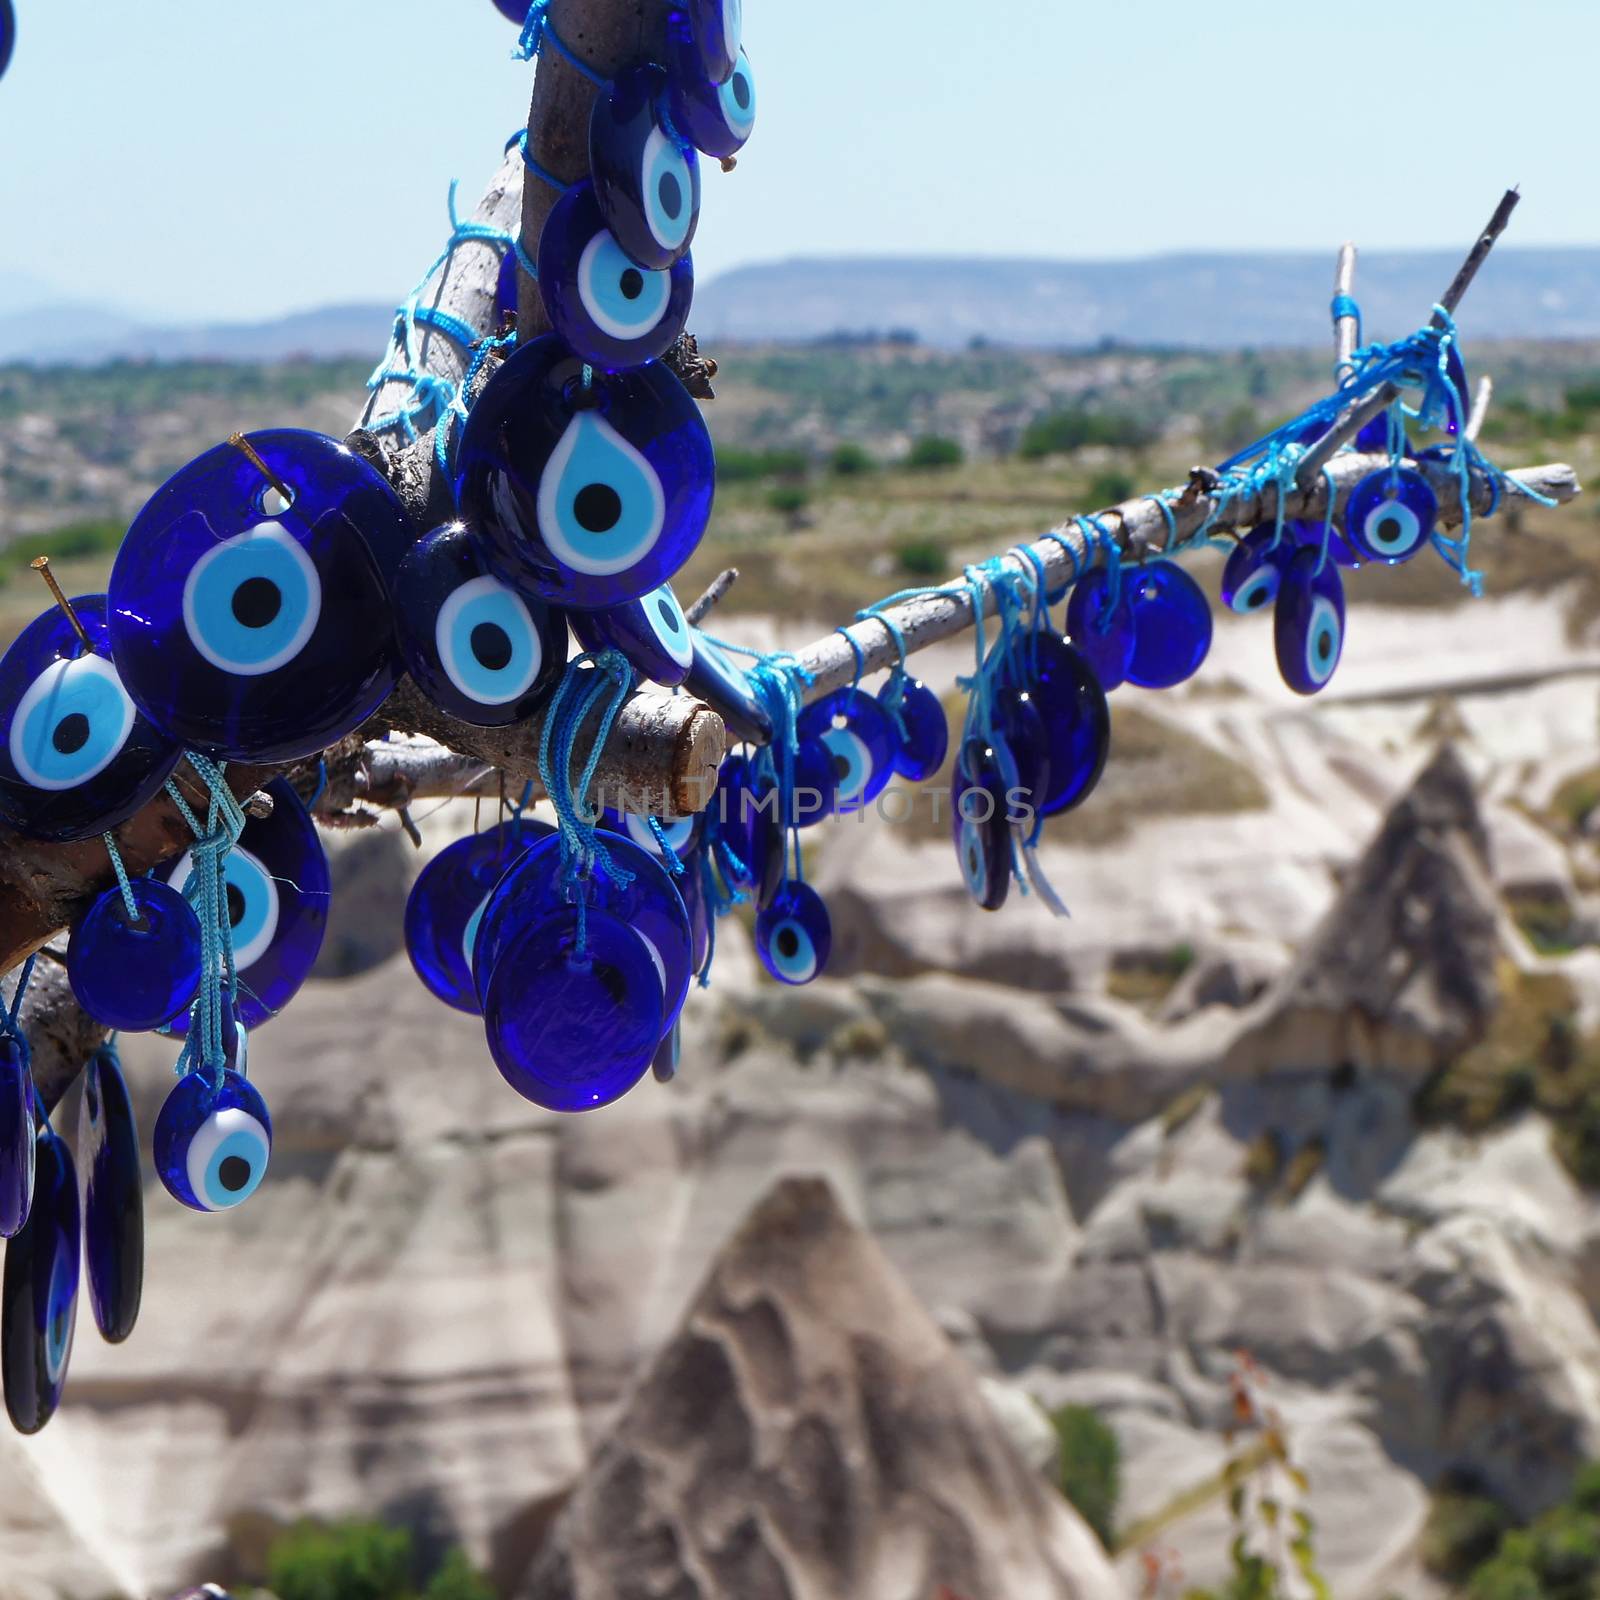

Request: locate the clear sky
(0, 0), (1595, 323)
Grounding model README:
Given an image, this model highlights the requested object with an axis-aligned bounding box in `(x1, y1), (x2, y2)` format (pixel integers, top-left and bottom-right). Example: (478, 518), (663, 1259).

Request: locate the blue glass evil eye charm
(670, 0), (742, 83)
(590, 67), (701, 271)
(395, 523), (567, 726)
(456, 335), (715, 609)
(571, 583), (695, 687)
(798, 692), (898, 814)
(600, 807), (704, 863)
(154, 1069), (271, 1213)
(755, 882), (831, 986)
(685, 632), (772, 744)
(1221, 526), (1299, 615)
(0, 1037), (33, 1240)
(666, 27), (757, 160)
(1343, 468), (1439, 565)
(952, 749), (1011, 912)
(1126, 562), (1213, 689)
(2, 1123), (79, 1434)
(1066, 570), (1136, 693)
(164, 777), (329, 1031)
(78, 1045), (142, 1344)
(1028, 634), (1110, 816)
(484, 907), (664, 1112)
(1275, 547), (1345, 696)
(0, 596), (180, 843)
(538, 183), (694, 372)
(0, 0), (13, 81)
(885, 678), (948, 783)
(107, 430), (408, 763)
(492, 0), (528, 18)
(68, 879), (202, 1033)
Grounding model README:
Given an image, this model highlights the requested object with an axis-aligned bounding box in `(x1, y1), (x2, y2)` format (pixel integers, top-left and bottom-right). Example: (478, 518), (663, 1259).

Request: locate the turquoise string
(514, 0), (606, 81)
(101, 832), (140, 923)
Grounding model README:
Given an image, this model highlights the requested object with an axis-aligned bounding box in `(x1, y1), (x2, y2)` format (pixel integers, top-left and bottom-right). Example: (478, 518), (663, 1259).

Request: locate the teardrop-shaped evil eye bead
(484, 906), (664, 1112)
(600, 807), (704, 863)
(755, 882), (832, 987)
(395, 523), (568, 725)
(538, 182), (694, 372)
(590, 67), (701, 271)
(78, 1045), (143, 1344)
(407, 825), (547, 1016)
(0, 596), (181, 842)
(107, 430), (409, 762)
(1066, 570), (1136, 692)
(0, 1037), (34, 1240)
(665, 28), (757, 159)
(1275, 547), (1346, 697)
(164, 776), (329, 1032)
(684, 631), (773, 744)
(68, 879), (202, 1033)
(1221, 526), (1299, 615)
(571, 583), (695, 687)
(885, 678), (948, 783)
(1343, 468), (1439, 565)
(670, 0), (742, 83)
(798, 692), (899, 814)
(153, 1069), (272, 1213)
(2, 1125), (79, 1434)
(456, 335), (714, 609)
(1027, 634), (1110, 816)
(1125, 562), (1214, 690)
(951, 752), (1011, 913)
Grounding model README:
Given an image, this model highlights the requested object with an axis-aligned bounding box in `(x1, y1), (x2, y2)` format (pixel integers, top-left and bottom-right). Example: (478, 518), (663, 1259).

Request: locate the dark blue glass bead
(1125, 562), (1213, 689)
(709, 754), (755, 886)
(456, 335), (714, 609)
(590, 67), (701, 271)
(684, 631), (772, 744)
(538, 182), (695, 372)
(571, 582), (695, 688)
(755, 882), (831, 986)
(492, 0), (527, 19)
(153, 1069), (272, 1213)
(407, 825), (542, 1016)
(683, 847), (711, 976)
(1066, 570), (1136, 692)
(885, 678), (948, 782)
(742, 772), (785, 908)
(991, 684), (1052, 813)
(600, 806), (704, 862)
(799, 692), (898, 814)
(671, 0), (742, 82)
(484, 906), (663, 1111)
(1, 1124), (78, 1434)
(1027, 634), (1109, 817)
(0, 596), (181, 843)
(1221, 526), (1299, 615)
(163, 777), (329, 1032)
(0, 0), (13, 81)
(1275, 547), (1346, 697)
(496, 245), (521, 328)
(789, 736), (840, 829)
(68, 878), (202, 1033)
(0, 1037), (33, 1240)
(395, 522), (568, 726)
(107, 430), (408, 762)
(652, 1020), (680, 1084)
(666, 27), (757, 159)
(78, 1045), (142, 1344)
(952, 749), (1011, 912)
(1288, 518), (1361, 570)
(1343, 467), (1439, 565)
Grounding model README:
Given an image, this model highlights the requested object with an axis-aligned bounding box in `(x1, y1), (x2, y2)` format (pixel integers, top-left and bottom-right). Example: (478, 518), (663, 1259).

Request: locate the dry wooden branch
(1333, 243), (1358, 382)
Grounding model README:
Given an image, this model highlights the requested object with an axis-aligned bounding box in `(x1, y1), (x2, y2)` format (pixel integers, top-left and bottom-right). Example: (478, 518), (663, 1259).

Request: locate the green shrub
(423, 1548), (497, 1600)
(1085, 469), (1136, 508)
(1423, 1492), (1514, 1580)
(828, 441), (875, 476)
(905, 434), (963, 470)
(766, 484), (809, 516)
(894, 538), (945, 578)
(266, 1519), (415, 1600)
(1017, 409), (1153, 459)
(717, 447), (809, 483)
(1049, 1404), (1120, 1549)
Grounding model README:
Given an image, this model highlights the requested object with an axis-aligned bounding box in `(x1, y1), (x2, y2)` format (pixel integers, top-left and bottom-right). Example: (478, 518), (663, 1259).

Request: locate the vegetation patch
(1049, 1403), (1121, 1550)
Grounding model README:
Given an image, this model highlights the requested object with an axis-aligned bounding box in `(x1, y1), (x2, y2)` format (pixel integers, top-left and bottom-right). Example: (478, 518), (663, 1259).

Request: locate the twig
(1437, 187), (1520, 319)
(686, 568), (740, 624)
(1333, 243), (1358, 383)
(1466, 375), (1493, 442)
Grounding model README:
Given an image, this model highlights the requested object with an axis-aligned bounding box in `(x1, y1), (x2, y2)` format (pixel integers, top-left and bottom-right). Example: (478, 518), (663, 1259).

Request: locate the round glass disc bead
(589, 66), (701, 271)
(1025, 635), (1109, 817)
(1343, 467), (1439, 565)
(886, 678), (948, 782)
(78, 1045), (143, 1344)
(1125, 562), (1213, 690)
(798, 692), (898, 814)
(669, 0), (742, 83)
(0, 0), (13, 81)
(0, 1036), (33, 1240)
(1275, 548), (1346, 697)
(1066, 570), (1136, 692)
(665, 27), (757, 159)
(107, 429), (408, 763)
(755, 882), (831, 987)
(0, 595), (181, 842)
(68, 878), (202, 1033)
(952, 751), (1011, 912)
(153, 1069), (272, 1213)
(1221, 526), (1298, 614)
(570, 582), (695, 687)
(455, 334), (715, 609)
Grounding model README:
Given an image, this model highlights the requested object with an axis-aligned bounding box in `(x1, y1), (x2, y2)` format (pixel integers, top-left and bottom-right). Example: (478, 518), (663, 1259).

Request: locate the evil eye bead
(589, 67), (701, 271)
(992, 684), (1052, 812)
(0, 1036), (33, 1239)
(1, 1125), (80, 1434)
(684, 631), (773, 744)
(798, 692), (899, 813)
(395, 522), (567, 725)
(789, 737), (841, 828)
(571, 583), (695, 688)
(538, 182), (694, 372)
(455, 334), (715, 609)
(1343, 468), (1439, 565)
(0, 0), (13, 81)
(68, 878), (202, 1033)
(1065, 570), (1136, 692)
(1027, 634), (1110, 817)
(755, 882), (832, 987)
(107, 430), (409, 762)
(952, 749), (1011, 912)
(600, 807), (704, 862)
(1275, 547), (1346, 697)
(666, 29), (758, 160)
(1221, 526), (1297, 615)
(670, 0), (742, 83)
(492, 0), (528, 17)
(153, 1069), (272, 1214)
(78, 1045), (143, 1344)
(885, 678), (948, 783)
(1125, 562), (1213, 690)
(0, 596), (180, 842)
(653, 1021), (681, 1084)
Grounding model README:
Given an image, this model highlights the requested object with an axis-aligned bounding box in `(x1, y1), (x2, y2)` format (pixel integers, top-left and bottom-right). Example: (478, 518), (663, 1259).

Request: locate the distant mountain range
(2, 247), (1598, 364)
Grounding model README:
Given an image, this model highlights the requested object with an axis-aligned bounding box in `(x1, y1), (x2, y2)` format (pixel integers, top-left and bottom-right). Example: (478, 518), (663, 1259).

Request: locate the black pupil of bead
(776, 926), (800, 959)
(218, 1155), (252, 1193)
(1246, 587), (1268, 609)
(232, 577), (282, 629)
(471, 622), (514, 672)
(619, 268), (645, 301)
(1316, 630), (1334, 663)
(595, 962), (626, 1005)
(1374, 515), (1402, 543)
(658, 172), (682, 220)
(833, 753), (851, 781)
(52, 712), (90, 755)
(574, 483), (623, 534)
(731, 71), (751, 111)
(226, 882), (245, 927)
(656, 597), (679, 634)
